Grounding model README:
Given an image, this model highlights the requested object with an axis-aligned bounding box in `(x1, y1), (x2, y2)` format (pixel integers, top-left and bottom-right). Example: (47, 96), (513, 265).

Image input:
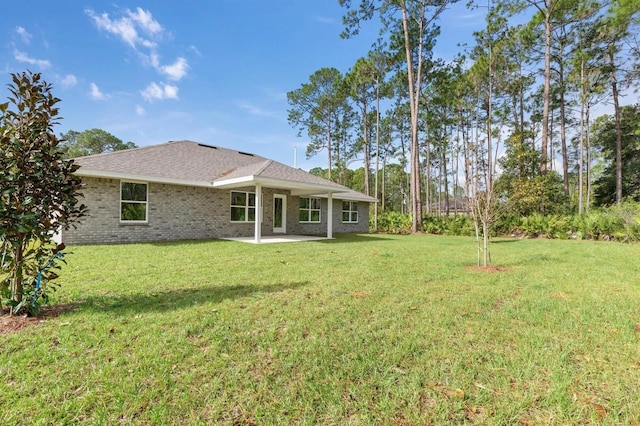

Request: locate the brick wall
(63, 177), (370, 245)
(287, 196), (370, 235)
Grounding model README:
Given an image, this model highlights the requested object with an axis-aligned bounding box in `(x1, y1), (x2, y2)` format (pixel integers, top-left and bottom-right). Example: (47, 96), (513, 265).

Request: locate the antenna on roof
(294, 147), (297, 169)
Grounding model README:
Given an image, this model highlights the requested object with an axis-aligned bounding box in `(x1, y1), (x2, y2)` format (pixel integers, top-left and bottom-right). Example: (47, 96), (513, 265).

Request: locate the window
(121, 181), (147, 222)
(299, 197), (321, 223)
(231, 191), (256, 222)
(342, 201), (358, 223)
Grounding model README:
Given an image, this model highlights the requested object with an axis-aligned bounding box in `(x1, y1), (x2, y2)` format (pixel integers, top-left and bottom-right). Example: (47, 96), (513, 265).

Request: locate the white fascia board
(308, 192), (379, 202)
(255, 176), (348, 193)
(211, 175), (256, 188)
(75, 169), (214, 188)
(214, 175), (348, 194)
(290, 189), (328, 196)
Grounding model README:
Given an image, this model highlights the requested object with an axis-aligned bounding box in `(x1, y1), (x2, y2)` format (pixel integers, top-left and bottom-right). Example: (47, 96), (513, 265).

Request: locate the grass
(1, 233), (640, 424)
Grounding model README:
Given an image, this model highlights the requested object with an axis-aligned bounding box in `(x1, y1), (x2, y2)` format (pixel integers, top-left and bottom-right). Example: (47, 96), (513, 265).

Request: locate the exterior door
(273, 194), (286, 233)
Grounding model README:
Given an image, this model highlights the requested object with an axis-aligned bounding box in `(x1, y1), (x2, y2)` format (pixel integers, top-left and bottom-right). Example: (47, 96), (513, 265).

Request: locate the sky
(1, 1), (486, 171)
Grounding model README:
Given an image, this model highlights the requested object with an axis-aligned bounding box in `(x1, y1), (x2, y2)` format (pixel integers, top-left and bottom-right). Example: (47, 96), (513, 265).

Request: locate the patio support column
(327, 192), (333, 239)
(255, 183), (262, 244)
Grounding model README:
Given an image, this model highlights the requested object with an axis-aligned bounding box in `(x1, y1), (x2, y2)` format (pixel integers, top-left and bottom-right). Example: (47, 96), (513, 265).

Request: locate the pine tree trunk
(541, 6), (552, 176)
(559, 64), (569, 196)
(609, 49), (623, 205)
(401, 4), (422, 233)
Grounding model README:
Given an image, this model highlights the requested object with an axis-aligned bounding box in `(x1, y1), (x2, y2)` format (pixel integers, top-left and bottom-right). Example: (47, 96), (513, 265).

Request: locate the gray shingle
(74, 140), (377, 202)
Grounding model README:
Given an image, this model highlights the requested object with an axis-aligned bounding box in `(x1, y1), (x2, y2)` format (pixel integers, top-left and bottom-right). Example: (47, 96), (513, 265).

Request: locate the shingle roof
(74, 140), (266, 182)
(74, 140), (377, 202)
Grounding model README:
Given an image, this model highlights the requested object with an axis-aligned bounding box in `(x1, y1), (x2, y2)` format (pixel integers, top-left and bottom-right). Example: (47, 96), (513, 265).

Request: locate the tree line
(59, 128), (137, 158)
(287, 0), (640, 255)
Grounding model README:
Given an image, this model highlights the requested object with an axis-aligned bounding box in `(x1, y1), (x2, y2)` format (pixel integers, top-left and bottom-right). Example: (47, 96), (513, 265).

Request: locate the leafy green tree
(346, 57), (378, 195)
(592, 104), (640, 206)
(382, 163), (410, 212)
(60, 128), (137, 158)
(569, 13), (609, 213)
(341, 0), (458, 233)
(0, 71), (87, 316)
(598, 0), (640, 204)
(287, 68), (352, 180)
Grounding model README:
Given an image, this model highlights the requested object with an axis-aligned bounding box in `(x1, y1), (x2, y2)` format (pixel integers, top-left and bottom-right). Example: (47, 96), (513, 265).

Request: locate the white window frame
(120, 180), (148, 223)
(230, 191), (256, 223)
(299, 197), (321, 223)
(342, 201), (358, 223)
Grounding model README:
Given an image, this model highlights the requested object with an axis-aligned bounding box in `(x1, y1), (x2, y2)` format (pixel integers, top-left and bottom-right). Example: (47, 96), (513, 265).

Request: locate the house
(60, 140), (377, 245)
(427, 196), (470, 216)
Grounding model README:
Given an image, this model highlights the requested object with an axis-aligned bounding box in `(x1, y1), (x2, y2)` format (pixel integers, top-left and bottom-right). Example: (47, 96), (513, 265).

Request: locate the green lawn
(1, 234), (639, 425)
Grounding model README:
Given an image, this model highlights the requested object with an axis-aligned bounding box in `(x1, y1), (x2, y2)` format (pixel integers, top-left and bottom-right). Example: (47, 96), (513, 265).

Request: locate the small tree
(0, 71), (87, 316)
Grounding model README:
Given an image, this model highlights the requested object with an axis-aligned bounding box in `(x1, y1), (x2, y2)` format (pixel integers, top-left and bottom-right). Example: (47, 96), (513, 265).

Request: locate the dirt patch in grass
(464, 265), (512, 273)
(0, 304), (75, 335)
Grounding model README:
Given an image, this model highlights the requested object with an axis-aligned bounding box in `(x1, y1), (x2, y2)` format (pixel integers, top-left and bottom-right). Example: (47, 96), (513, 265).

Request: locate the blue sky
(2, 1), (484, 170)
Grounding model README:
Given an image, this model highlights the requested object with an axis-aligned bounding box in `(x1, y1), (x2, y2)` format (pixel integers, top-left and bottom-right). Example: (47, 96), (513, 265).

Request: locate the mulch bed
(0, 304), (75, 335)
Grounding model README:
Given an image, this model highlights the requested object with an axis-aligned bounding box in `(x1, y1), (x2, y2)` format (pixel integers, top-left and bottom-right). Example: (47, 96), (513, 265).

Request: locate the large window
(231, 191), (256, 222)
(121, 181), (148, 222)
(299, 197), (321, 223)
(342, 201), (358, 223)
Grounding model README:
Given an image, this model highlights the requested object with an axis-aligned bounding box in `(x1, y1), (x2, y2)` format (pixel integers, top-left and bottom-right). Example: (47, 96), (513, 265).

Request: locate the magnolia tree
(0, 71), (87, 316)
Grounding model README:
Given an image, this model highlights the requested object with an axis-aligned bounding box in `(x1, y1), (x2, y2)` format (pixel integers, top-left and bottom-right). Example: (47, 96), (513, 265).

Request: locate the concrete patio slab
(222, 235), (332, 244)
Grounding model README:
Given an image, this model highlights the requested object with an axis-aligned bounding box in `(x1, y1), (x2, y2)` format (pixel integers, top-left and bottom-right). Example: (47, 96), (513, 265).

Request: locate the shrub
(421, 215), (446, 234)
(376, 212), (412, 234)
(444, 215), (474, 236)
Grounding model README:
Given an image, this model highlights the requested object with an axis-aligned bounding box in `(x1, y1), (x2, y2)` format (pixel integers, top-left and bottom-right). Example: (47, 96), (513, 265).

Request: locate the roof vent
(238, 151), (254, 156)
(198, 143), (218, 149)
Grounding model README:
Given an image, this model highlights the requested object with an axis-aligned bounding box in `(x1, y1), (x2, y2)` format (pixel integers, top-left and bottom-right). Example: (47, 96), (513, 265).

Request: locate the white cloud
(135, 105), (146, 116)
(89, 82), (109, 100)
(188, 45), (201, 56)
(85, 7), (162, 49)
(235, 101), (276, 117)
(13, 50), (51, 69)
(149, 52), (160, 68)
(160, 57), (188, 81)
(128, 7), (162, 35)
(16, 26), (32, 44)
(86, 7), (190, 83)
(60, 74), (78, 88)
(140, 82), (178, 102)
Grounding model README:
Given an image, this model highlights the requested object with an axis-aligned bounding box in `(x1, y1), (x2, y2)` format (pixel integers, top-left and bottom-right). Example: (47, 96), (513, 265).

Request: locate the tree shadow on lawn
(491, 238), (522, 244)
(79, 281), (310, 316)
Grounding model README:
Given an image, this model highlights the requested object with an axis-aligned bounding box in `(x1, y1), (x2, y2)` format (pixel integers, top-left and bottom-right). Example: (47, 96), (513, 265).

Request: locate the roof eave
(213, 175), (349, 194)
(75, 169), (377, 202)
(75, 168), (214, 188)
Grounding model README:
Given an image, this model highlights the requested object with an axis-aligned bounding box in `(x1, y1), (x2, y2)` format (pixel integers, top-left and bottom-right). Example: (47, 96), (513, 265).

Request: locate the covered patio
(212, 159), (348, 244)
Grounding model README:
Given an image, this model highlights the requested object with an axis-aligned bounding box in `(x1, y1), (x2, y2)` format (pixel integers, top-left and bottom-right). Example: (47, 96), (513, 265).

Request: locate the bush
(608, 200), (640, 242)
(444, 215), (474, 236)
(421, 215), (446, 234)
(520, 213), (570, 239)
(376, 212), (412, 234)
(571, 209), (623, 241)
(494, 214), (524, 237)
(371, 201), (640, 242)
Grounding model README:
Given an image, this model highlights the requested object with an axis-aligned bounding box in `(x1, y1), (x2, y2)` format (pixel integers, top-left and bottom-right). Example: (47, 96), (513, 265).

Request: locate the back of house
(62, 140), (376, 244)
